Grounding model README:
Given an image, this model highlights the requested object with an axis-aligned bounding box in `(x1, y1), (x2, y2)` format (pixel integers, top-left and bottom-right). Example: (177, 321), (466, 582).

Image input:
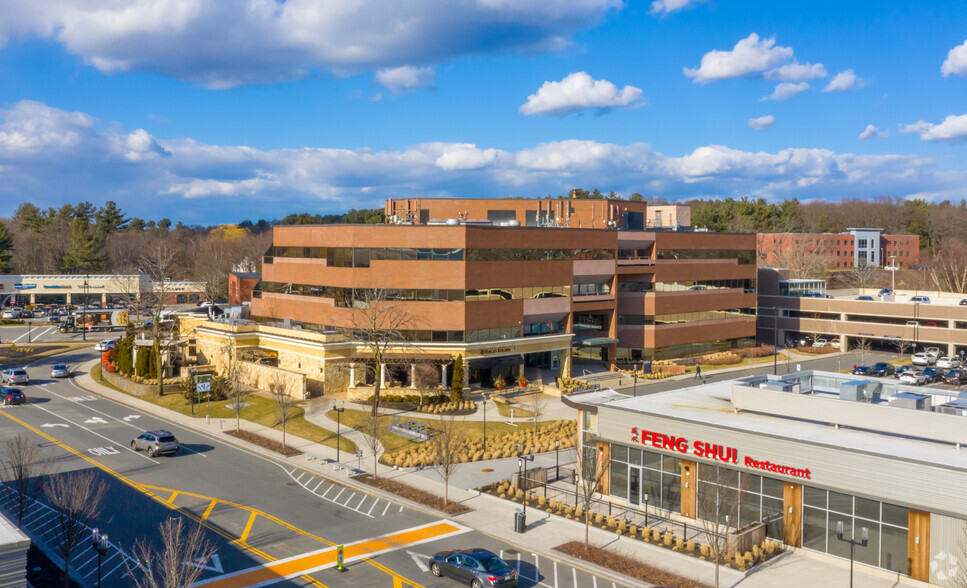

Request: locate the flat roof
(583, 373), (967, 471)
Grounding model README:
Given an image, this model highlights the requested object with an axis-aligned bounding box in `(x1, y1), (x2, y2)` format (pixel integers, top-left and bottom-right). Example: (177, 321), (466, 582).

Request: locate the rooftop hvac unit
(936, 400), (967, 416)
(759, 380), (802, 394)
(890, 391), (932, 411)
(445, 218), (461, 225)
(839, 380), (879, 403)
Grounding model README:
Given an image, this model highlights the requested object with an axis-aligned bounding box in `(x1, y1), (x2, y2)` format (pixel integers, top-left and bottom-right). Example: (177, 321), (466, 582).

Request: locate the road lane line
(366, 499), (378, 516)
(332, 488), (345, 503)
(202, 499), (218, 521)
(354, 494), (367, 510)
(382, 502), (391, 517)
(342, 491), (357, 506)
(320, 484), (335, 499)
(572, 567), (577, 588)
(240, 511), (258, 543)
(592, 576), (597, 588)
(553, 561), (558, 588)
(194, 520), (470, 588)
(312, 479), (324, 493)
(27, 402), (159, 464)
(167, 491), (180, 504)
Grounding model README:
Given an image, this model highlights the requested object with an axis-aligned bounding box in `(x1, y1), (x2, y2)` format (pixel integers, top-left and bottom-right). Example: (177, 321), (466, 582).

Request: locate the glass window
(828, 492), (852, 515)
(639, 449), (657, 468)
(611, 462), (628, 500)
(762, 477), (784, 499)
(855, 497), (880, 522)
(804, 486), (827, 508)
(612, 444), (628, 463)
(881, 524), (907, 574)
(662, 473), (681, 513)
(802, 507), (827, 551)
(881, 503), (908, 528)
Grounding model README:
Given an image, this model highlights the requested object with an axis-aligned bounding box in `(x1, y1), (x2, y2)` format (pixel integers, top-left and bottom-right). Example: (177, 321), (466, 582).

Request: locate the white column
(461, 360), (469, 388)
(348, 363), (356, 388)
(441, 364), (448, 388)
(380, 364), (386, 388)
(410, 363), (417, 389)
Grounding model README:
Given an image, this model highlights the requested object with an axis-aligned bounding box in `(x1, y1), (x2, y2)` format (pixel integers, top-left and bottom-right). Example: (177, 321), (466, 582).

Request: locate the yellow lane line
(239, 511), (258, 544)
(195, 520), (469, 588)
(0, 410), (329, 588)
(167, 491), (180, 504)
(394, 576), (403, 588)
(202, 499), (218, 521)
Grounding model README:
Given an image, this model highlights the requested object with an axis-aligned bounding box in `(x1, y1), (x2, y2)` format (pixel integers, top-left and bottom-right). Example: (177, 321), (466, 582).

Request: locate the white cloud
(823, 69), (862, 92)
(2, 100), (967, 222)
(858, 124), (883, 140)
(748, 115), (775, 130)
(0, 0), (621, 88)
(764, 61), (827, 82)
(942, 40), (967, 77)
(519, 72), (644, 117)
(650, 0), (706, 16)
(762, 82), (809, 102)
(901, 114), (967, 143)
(684, 33), (794, 84)
(374, 66), (435, 93)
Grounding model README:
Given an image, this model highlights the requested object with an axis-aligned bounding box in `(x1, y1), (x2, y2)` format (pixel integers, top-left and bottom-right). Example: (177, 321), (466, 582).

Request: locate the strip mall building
(229, 197), (755, 392)
(566, 371), (967, 586)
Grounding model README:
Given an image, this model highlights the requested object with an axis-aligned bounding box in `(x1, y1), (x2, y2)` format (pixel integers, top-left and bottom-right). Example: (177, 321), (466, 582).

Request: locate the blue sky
(1, 0), (967, 223)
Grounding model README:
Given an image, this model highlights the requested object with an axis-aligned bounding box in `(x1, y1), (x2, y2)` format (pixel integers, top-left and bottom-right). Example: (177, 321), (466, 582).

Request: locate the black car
(922, 367), (944, 383)
(856, 295), (874, 301)
(430, 549), (518, 588)
(960, 298), (967, 306)
(869, 363), (896, 377)
(2, 388), (26, 406)
(943, 369), (967, 386)
(851, 366), (871, 376)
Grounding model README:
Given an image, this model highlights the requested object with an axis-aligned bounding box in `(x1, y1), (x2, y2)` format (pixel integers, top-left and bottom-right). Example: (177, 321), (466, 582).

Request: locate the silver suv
(131, 430), (179, 457)
(1, 368), (29, 386)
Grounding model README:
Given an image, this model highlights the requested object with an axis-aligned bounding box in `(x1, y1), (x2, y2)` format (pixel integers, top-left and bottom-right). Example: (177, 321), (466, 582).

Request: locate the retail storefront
(567, 371), (967, 585)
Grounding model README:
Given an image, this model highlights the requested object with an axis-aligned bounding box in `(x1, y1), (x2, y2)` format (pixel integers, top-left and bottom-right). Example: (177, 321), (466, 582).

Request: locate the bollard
(206, 415), (210, 425)
(219, 419), (223, 430)
(337, 544), (346, 572)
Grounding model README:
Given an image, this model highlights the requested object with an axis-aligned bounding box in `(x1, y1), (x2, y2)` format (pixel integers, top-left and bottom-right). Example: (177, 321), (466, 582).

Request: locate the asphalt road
(0, 350), (632, 588)
(0, 320), (119, 345)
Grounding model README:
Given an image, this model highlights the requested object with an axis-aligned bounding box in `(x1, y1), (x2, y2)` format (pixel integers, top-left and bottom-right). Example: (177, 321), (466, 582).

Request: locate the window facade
(270, 246), (616, 265)
(656, 249), (756, 264)
(609, 445), (681, 514)
(696, 465), (784, 540)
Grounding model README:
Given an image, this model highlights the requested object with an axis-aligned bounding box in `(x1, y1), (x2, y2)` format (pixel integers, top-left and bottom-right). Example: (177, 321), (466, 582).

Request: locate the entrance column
(441, 364), (448, 388)
(679, 460), (696, 518)
(101, 293), (107, 304)
(29, 293), (36, 305)
(380, 364), (387, 388)
(66, 293), (72, 304)
(948, 342), (956, 357)
(410, 364), (417, 389)
(348, 364), (356, 389)
(461, 359), (469, 389)
(561, 350), (572, 379)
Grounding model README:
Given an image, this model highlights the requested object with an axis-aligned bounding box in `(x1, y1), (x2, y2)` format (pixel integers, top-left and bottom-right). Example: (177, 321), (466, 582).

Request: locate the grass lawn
(679, 351), (801, 374)
(329, 408), (573, 455)
(91, 365), (356, 453)
(493, 399), (534, 418)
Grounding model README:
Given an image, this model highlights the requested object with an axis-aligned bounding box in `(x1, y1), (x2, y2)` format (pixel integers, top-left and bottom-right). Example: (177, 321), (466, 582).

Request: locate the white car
(94, 340), (117, 352)
(925, 347), (942, 359)
(911, 352), (935, 366)
(937, 357), (961, 369)
(1, 309), (20, 319)
(812, 339), (830, 348)
(830, 340), (842, 349)
(899, 370), (928, 386)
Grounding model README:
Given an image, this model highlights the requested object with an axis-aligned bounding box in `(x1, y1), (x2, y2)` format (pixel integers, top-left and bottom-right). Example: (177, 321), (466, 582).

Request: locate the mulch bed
(358, 474), (471, 515)
(225, 429), (301, 456)
(555, 541), (709, 588)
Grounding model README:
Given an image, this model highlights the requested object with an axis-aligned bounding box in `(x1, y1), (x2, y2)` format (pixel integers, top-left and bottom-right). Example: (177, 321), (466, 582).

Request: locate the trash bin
(514, 509), (526, 533)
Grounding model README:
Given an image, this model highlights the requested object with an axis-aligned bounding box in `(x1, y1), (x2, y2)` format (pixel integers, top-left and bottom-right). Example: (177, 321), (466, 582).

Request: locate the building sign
(14, 284), (36, 290)
(631, 426), (811, 480)
(479, 346), (512, 355)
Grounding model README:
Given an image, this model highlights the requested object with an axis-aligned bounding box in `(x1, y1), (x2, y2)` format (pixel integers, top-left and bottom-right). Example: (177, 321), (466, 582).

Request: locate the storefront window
(697, 465), (784, 540)
(608, 444), (680, 514)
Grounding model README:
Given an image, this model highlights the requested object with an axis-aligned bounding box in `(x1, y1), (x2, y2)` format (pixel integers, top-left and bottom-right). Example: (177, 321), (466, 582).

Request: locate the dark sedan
(869, 363), (896, 377)
(430, 549), (518, 588)
(922, 367), (944, 383)
(943, 369), (967, 386)
(2, 388), (26, 406)
(851, 366), (871, 376)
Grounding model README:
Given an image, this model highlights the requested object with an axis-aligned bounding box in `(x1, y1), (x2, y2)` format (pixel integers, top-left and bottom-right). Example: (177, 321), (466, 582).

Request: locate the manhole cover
(480, 468), (494, 472)
(286, 482), (299, 486)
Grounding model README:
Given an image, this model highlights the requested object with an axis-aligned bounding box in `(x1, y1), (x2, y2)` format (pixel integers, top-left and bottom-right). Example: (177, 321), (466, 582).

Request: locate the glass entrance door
(628, 466), (640, 506)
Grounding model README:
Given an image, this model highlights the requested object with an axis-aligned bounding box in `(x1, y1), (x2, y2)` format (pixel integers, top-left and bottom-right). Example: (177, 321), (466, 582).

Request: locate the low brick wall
(101, 369), (182, 396)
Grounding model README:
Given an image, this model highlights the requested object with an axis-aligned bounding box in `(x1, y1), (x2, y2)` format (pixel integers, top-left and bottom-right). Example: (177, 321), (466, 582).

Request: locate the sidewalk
(75, 361), (924, 588)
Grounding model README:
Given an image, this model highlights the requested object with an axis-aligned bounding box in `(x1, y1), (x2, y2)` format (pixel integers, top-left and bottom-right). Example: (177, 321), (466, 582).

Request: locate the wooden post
(783, 483), (802, 548)
(679, 459), (696, 518)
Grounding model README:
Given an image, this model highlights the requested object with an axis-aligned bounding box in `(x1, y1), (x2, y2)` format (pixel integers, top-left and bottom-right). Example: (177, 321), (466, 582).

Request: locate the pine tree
(450, 355), (464, 402)
(94, 201), (129, 235)
(62, 218), (103, 273)
(147, 342), (159, 379)
(0, 221), (13, 273)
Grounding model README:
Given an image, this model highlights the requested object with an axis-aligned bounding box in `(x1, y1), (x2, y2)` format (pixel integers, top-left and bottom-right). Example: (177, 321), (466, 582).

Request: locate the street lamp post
(482, 392), (490, 453)
(517, 445), (535, 522)
(632, 373), (638, 397)
(643, 493), (649, 527)
(82, 275), (89, 342)
(836, 520), (869, 588)
(334, 402), (345, 464)
(91, 528), (109, 588)
(554, 439), (561, 482)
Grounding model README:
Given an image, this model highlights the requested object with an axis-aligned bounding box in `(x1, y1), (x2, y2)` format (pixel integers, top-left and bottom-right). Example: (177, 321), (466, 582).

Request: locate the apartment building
(757, 228), (919, 269)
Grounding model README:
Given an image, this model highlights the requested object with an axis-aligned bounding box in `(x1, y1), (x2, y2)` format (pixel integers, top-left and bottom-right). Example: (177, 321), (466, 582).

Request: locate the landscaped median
(90, 364), (357, 455)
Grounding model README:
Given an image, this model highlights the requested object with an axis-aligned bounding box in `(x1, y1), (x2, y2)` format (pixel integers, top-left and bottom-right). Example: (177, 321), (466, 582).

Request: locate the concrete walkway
(74, 361), (925, 588)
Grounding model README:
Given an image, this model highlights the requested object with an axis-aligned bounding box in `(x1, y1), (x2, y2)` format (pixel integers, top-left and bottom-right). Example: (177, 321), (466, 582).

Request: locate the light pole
(82, 275), (89, 342)
(334, 402), (345, 463)
(554, 439), (561, 481)
(482, 391), (490, 453)
(836, 520), (868, 588)
(632, 373), (638, 397)
(643, 493), (649, 526)
(91, 528), (109, 588)
(517, 444), (535, 522)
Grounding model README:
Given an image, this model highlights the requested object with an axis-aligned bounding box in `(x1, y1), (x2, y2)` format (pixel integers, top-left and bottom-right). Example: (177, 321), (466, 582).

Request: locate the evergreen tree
(135, 346), (150, 377)
(14, 202), (45, 233)
(63, 218), (103, 273)
(450, 355), (464, 402)
(147, 342), (159, 379)
(629, 193), (644, 202)
(0, 221), (13, 273)
(158, 218), (171, 231)
(128, 218), (146, 231)
(73, 201), (97, 223)
(94, 201), (129, 234)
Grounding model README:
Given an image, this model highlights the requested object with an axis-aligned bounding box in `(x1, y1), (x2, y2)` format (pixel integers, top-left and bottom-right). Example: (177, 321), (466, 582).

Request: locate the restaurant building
(566, 371), (967, 585)
(0, 274), (205, 307)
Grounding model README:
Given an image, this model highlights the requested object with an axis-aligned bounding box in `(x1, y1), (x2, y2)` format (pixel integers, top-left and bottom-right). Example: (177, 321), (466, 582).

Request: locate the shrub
(451, 355), (464, 401)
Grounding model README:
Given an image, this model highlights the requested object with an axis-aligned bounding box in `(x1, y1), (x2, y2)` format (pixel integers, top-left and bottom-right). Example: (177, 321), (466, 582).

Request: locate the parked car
(1, 388), (25, 406)
(960, 298), (967, 306)
(50, 364), (70, 378)
(851, 365), (871, 376)
(943, 369), (967, 386)
(430, 549), (518, 588)
(1, 309), (20, 319)
(924, 347), (942, 361)
(911, 352), (935, 366)
(899, 370), (928, 386)
(869, 363), (896, 377)
(1, 368), (29, 386)
(937, 357), (961, 370)
(47, 314), (62, 324)
(908, 296), (931, 304)
(894, 365), (917, 379)
(131, 431), (180, 457)
(878, 288), (894, 296)
(922, 367), (944, 383)
(794, 335), (814, 347)
(94, 340), (117, 352)
(856, 295), (875, 301)
(812, 339), (830, 348)
(830, 340), (842, 349)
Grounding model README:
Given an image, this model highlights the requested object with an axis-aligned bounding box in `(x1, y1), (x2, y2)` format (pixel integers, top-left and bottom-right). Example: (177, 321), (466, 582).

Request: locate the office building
(757, 229), (919, 269)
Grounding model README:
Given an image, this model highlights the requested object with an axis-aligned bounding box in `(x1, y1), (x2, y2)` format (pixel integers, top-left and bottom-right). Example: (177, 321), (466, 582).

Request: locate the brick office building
(757, 228), (919, 269)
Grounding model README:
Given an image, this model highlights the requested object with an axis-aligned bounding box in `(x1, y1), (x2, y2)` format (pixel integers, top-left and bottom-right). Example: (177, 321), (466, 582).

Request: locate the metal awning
(572, 336), (619, 347)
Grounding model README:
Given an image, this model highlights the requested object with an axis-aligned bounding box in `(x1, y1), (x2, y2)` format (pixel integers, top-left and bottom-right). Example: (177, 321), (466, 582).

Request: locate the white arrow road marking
(407, 550), (431, 573)
(183, 553), (223, 573)
(41, 423), (69, 428)
(88, 446), (120, 456)
(122, 415), (140, 422)
(84, 417), (108, 424)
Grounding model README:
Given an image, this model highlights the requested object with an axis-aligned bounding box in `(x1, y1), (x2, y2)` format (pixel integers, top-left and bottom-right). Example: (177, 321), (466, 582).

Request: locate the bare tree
(842, 264), (881, 291)
(575, 439), (607, 551)
(360, 412), (387, 479)
(893, 338), (911, 360)
(0, 435), (49, 528)
(431, 416), (462, 505)
(527, 393), (548, 432)
(339, 288), (415, 416)
(220, 342), (246, 431)
(140, 241), (178, 396)
(853, 336), (872, 365)
(269, 372), (293, 450)
(927, 239), (967, 294)
(45, 470), (107, 588)
(695, 466), (745, 588)
(128, 516), (216, 588)
(768, 237), (830, 279)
